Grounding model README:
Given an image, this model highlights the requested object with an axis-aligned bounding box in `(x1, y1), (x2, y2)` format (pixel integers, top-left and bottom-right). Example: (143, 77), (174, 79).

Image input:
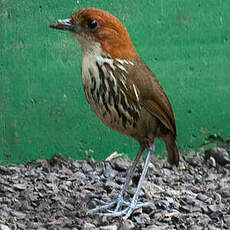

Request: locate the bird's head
(49, 8), (137, 59)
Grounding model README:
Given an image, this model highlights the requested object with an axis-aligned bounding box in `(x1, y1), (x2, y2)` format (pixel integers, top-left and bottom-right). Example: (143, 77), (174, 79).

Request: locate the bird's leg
(123, 144), (154, 219)
(88, 144), (145, 214)
(89, 145), (155, 219)
(102, 144), (154, 219)
(113, 144), (145, 211)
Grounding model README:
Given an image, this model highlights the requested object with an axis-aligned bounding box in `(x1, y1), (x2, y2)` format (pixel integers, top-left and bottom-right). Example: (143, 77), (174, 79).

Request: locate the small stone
(165, 197), (174, 204)
(113, 156), (131, 171)
(83, 223), (96, 230)
(27, 222), (42, 229)
(134, 213), (151, 225)
(128, 187), (144, 197)
(142, 181), (164, 199)
(10, 210), (26, 219)
(0, 225), (10, 230)
(190, 226), (203, 230)
(0, 165), (12, 174)
(201, 204), (210, 214)
(213, 192), (222, 203)
(155, 199), (170, 210)
(132, 207), (143, 215)
(184, 157), (200, 167)
(70, 171), (86, 181)
(104, 180), (120, 193)
(197, 194), (209, 202)
(198, 214), (210, 225)
(208, 226), (219, 230)
(186, 196), (196, 205)
(100, 225), (117, 230)
(13, 183), (27, 190)
(104, 162), (117, 179)
(82, 161), (93, 173)
(207, 157), (216, 167)
(180, 205), (192, 213)
(208, 205), (218, 213)
(218, 187), (230, 198)
(72, 161), (81, 169)
(16, 223), (26, 229)
(121, 219), (135, 229)
(224, 215), (230, 226)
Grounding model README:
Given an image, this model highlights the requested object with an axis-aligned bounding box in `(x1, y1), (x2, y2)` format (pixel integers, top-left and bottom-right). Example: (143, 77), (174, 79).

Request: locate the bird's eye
(88, 19), (98, 30)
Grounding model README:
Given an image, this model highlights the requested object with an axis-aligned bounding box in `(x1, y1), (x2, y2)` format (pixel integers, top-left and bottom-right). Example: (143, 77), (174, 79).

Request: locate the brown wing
(114, 56), (177, 136)
(140, 62), (177, 136)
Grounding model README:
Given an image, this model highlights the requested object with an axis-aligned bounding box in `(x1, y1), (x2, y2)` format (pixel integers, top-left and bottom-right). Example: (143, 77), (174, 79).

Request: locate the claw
(88, 199), (117, 213)
(88, 197), (152, 219)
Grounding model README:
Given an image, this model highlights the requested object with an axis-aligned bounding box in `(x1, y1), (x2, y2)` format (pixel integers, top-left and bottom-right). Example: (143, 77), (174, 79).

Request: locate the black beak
(49, 18), (82, 33)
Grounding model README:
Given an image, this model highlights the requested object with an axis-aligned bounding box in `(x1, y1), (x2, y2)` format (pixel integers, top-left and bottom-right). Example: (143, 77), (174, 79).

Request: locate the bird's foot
(88, 197), (151, 219)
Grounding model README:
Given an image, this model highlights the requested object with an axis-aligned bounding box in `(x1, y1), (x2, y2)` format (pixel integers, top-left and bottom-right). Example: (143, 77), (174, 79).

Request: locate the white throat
(74, 34), (102, 57)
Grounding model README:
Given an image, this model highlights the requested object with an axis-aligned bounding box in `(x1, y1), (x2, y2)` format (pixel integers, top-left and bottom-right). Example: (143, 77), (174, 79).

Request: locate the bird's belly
(87, 96), (160, 147)
(81, 72), (139, 136)
(84, 86), (136, 136)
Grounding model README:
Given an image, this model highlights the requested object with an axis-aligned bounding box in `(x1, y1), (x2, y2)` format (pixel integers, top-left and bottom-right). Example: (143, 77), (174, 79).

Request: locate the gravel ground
(0, 150), (230, 230)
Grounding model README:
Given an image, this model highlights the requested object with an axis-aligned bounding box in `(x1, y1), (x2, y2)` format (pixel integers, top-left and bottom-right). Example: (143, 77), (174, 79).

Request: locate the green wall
(1, 0), (230, 164)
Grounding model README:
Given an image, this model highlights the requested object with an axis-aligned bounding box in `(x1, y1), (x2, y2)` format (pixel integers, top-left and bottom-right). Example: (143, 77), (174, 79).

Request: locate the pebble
(0, 152), (229, 229)
(224, 215), (230, 226)
(0, 225), (10, 230)
(142, 181), (164, 199)
(13, 183), (27, 190)
(10, 210), (26, 219)
(82, 161), (93, 173)
(197, 194), (209, 202)
(208, 226), (220, 230)
(121, 220), (135, 229)
(134, 213), (151, 225)
(100, 225), (117, 230)
(112, 156), (131, 171)
(83, 223), (96, 230)
(104, 162), (117, 179)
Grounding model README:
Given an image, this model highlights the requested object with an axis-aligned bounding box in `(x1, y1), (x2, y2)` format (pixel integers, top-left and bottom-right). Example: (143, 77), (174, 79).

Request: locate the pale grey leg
(88, 144), (155, 219)
(88, 144), (145, 214)
(123, 145), (155, 219)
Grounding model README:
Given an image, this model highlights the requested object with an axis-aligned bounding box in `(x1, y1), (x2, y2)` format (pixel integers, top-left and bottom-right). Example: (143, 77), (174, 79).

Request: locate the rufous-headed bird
(50, 8), (179, 219)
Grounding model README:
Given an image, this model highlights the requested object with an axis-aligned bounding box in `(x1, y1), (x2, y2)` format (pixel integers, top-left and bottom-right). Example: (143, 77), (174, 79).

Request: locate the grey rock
(104, 162), (117, 179)
(118, 220), (135, 230)
(0, 225), (10, 230)
(10, 210), (26, 219)
(218, 187), (230, 198)
(224, 215), (230, 226)
(113, 156), (131, 171)
(83, 223), (96, 230)
(198, 214), (210, 225)
(197, 194), (209, 202)
(82, 161), (93, 173)
(134, 213), (151, 225)
(208, 226), (220, 230)
(100, 225), (117, 230)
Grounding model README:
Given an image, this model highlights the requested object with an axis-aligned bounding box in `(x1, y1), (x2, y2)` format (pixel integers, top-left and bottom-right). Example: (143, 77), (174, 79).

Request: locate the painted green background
(0, 0), (230, 164)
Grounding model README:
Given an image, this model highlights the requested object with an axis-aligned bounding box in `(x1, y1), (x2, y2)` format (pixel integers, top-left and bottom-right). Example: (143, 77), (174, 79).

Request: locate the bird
(49, 8), (179, 219)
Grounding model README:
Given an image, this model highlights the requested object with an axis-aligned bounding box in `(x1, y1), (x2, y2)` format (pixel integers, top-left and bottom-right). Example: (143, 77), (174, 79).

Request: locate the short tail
(162, 133), (180, 166)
